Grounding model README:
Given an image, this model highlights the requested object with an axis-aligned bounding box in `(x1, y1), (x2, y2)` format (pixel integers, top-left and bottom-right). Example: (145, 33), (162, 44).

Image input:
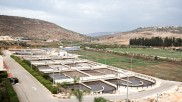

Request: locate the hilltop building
(0, 36), (14, 41)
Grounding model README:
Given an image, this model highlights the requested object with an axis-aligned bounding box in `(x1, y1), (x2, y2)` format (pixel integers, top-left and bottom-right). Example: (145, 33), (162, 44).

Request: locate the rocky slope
(0, 15), (88, 41)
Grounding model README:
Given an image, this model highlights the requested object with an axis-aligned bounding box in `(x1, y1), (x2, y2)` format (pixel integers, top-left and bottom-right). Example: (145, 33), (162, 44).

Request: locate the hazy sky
(0, 0), (182, 34)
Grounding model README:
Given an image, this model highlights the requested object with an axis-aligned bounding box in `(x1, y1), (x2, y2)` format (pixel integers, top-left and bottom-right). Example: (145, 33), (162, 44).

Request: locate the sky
(0, 0), (182, 34)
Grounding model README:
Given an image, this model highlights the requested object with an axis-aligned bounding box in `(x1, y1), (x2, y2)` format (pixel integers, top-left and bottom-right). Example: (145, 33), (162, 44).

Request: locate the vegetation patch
(0, 76), (19, 102)
(73, 50), (158, 69)
(4, 79), (19, 102)
(0, 71), (8, 78)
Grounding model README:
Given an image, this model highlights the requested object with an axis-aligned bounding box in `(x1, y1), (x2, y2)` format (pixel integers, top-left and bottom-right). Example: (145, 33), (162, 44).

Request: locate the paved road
(4, 55), (58, 102)
(3, 51), (180, 102)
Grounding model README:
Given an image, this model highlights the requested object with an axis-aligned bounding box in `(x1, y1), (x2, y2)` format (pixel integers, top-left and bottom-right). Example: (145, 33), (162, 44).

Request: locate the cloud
(0, 0), (182, 34)
(0, 6), (55, 22)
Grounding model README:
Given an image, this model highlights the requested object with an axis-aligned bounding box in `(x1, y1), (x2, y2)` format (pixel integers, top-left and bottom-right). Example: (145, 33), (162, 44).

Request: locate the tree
(69, 76), (92, 102)
(129, 37), (182, 47)
(73, 75), (80, 89)
(70, 89), (84, 102)
(57, 81), (69, 95)
(61, 81), (69, 89)
(94, 97), (109, 102)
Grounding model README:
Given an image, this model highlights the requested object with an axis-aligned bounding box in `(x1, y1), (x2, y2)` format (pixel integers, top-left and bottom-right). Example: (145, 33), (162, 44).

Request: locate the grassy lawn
(73, 50), (159, 69)
(108, 48), (182, 59)
(73, 50), (182, 82)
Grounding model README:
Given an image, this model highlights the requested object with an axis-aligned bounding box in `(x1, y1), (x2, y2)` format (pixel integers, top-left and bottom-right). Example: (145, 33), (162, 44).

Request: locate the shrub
(94, 97), (109, 102)
(4, 79), (19, 102)
(0, 71), (8, 78)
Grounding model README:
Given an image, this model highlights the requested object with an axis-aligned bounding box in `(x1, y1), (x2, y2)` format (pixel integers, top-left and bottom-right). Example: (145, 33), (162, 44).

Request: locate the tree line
(0, 41), (30, 49)
(129, 37), (182, 47)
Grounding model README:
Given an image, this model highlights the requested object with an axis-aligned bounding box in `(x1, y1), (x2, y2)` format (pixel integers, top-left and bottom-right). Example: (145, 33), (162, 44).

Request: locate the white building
(46, 39), (59, 42)
(45, 48), (68, 57)
(47, 49), (58, 56)
(0, 36), (14, 41)
(58, 50), (68, 56)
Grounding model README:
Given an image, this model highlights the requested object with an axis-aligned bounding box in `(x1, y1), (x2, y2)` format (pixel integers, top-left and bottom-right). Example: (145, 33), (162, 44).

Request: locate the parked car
(9, 77), (19, 85)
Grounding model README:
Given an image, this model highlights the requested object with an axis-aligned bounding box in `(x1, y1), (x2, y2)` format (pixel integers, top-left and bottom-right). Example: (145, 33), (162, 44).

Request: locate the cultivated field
(73, 50), (182, 82)
(108, 48), (182, 59)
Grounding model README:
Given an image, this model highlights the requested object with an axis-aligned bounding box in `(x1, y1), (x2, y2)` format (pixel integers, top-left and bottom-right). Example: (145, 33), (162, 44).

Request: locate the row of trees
(81, 44), (130, 50)
(129, 37), (182, 47)
(0, 41), (30, 49)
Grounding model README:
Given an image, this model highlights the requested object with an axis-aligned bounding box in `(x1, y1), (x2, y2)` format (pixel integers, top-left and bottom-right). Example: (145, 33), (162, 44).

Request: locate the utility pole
(53, 67), (55, 87)
(130, 53), (133, 71)
(120, 72), (129, 102)
(51, 59), (55, 87)
(105, 50), (106, 64)
(31, 52), (33, 71)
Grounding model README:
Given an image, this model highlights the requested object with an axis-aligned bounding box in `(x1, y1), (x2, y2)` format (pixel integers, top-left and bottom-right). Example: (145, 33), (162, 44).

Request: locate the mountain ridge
(94, 26), (182, 45)
(0, 15), (88, 41)
(131, 26), (182, 34)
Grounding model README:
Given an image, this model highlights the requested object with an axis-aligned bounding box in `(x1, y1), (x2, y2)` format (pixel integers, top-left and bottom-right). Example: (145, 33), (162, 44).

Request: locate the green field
(73, 50), (159, 69)
(73, 50), (182, 82)
(108, 48), (182, 59)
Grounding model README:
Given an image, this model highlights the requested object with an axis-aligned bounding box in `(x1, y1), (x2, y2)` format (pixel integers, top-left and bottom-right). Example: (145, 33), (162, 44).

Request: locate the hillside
(95, 26), (182, 45)
(0, 15), (88, 41)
